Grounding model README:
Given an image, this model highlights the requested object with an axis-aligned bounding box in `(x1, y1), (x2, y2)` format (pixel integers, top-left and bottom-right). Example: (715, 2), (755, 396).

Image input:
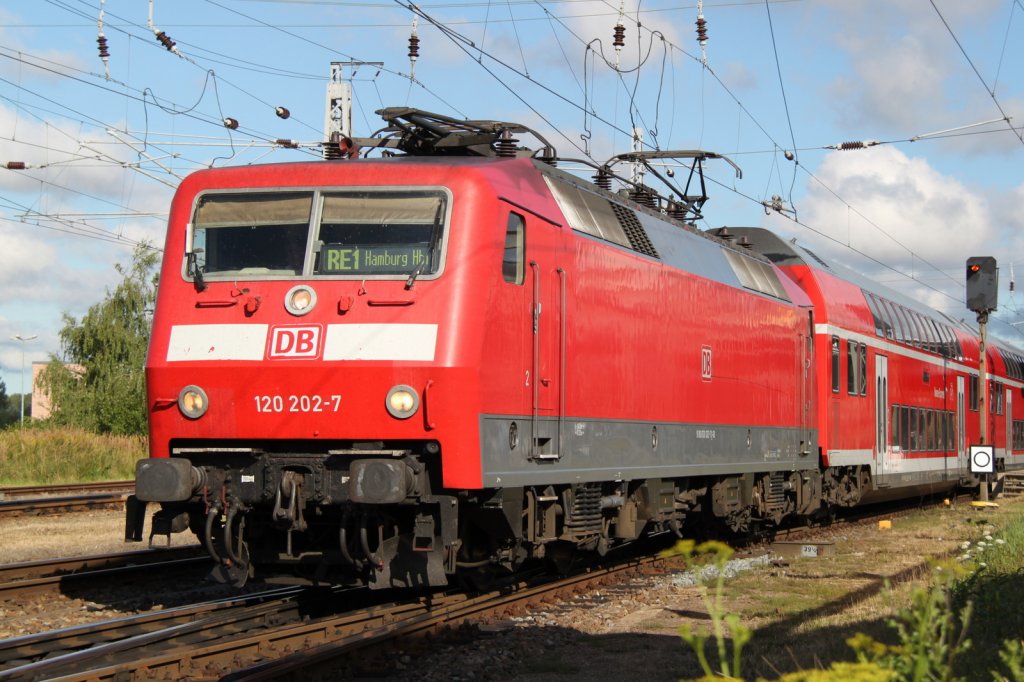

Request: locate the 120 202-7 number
(254, 394), (341, 413)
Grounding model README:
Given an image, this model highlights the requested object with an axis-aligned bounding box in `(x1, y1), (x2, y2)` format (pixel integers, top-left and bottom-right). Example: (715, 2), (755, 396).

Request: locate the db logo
(268, 325), (322, 359)
(700, 345), (713, 382)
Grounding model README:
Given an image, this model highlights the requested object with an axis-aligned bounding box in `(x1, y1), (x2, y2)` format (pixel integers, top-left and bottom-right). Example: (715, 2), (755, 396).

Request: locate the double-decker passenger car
(725, 227), (1023, 502)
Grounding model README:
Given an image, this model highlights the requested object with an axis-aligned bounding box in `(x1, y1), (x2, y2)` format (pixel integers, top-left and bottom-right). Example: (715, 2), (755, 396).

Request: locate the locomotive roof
(531, 160), (779, 267)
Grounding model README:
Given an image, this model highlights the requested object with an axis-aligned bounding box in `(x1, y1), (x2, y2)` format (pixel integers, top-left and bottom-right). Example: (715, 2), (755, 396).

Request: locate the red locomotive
(126, 108), (1023, 588)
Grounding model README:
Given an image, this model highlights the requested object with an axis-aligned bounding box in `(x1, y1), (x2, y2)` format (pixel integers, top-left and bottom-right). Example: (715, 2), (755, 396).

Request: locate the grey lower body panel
(479, 414), (817, 487)
(863, 470), (959, 503)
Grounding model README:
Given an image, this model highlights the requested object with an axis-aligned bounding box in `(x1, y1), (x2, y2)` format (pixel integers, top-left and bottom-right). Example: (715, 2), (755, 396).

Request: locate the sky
(0, 0), (1022, 393)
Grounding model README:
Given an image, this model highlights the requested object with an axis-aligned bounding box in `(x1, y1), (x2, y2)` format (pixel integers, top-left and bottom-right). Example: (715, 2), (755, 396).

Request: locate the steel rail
(0, 493), (128, 516)
(0, 586), (310, 677)
(0, 481), (134, 498)
(0, 546), (201, 584)
(0, 547), (206, 601)
(227, 557), (664, 682)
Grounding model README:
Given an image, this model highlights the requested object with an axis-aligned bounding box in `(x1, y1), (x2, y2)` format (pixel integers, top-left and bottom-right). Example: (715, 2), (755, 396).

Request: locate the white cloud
(819, 0), (1017, 153)
(796, 146), (995, 267)
(763, 146), (1009, 321)
(0, 8), (87, 82)
(718, 61), (757, 92)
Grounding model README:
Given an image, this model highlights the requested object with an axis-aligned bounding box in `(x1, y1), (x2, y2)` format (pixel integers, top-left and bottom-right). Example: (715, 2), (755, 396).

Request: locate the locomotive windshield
(188, 189), (448, 280)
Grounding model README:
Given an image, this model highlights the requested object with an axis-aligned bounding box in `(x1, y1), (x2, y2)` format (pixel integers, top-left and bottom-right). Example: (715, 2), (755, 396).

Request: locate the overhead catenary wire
(0, 47), (319, 168)
(6, 0), (1021, 331)
(928, 0), (1024, 147)
(202, 0), (467, 117)
(56, 0), (326, 138)
(763, 0), (798, 216)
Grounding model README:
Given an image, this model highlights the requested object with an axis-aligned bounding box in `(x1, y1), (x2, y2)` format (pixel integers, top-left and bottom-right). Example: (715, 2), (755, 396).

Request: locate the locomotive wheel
(458, 563), (498, 592)
(810, 503), (836, 527)
(545, 541), (576, 576)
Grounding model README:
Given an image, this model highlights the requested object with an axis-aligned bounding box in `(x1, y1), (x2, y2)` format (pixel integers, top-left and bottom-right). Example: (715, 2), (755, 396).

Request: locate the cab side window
(503, 213), (525, 284)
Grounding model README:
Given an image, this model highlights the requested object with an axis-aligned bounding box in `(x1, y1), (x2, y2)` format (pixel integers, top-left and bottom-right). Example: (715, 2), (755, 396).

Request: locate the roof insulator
(97, 1), (111, 78)
(495, 130), (518, 158)
(408, 17), (420, 79)
(714, 227), (735, 242)
(696, 0), (708, 64)
(695, 16), (708, 45)
(154, 30), (176, 52)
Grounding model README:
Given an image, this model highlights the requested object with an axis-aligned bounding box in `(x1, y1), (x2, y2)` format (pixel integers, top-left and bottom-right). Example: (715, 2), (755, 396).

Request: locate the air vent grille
(610, 202), (659, 258)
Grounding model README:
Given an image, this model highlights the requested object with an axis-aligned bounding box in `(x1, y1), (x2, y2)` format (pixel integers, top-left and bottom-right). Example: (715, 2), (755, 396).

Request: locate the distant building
(31, 361), (84, 420)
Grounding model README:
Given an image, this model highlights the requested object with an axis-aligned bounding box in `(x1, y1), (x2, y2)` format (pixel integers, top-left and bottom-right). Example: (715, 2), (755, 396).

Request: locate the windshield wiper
(405, 263), (424, 290)
(187, 250), (208, 292)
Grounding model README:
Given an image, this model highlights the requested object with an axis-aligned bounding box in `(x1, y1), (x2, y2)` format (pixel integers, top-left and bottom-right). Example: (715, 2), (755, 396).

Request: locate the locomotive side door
(526, 214), (564, 460)
(875, 354), (890, 471)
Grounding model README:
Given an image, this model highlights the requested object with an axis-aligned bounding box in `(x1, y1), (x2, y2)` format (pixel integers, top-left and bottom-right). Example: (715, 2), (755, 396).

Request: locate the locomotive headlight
(284, 284), (317, 316)
(386, 385), (420, 419)
(178, 385), (209, 419)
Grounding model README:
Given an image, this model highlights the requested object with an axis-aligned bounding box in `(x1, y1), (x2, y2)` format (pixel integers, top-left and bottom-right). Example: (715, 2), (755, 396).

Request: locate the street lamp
(11, 334), (37, 428)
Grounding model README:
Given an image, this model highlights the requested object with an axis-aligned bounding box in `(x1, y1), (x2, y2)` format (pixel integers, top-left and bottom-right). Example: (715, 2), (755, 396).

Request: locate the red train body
(126, 110), (1024, 588)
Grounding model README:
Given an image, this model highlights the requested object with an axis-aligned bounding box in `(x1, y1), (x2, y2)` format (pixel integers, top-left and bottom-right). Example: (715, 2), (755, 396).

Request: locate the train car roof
(719, 227), (976, 330)
(720, 226), (1024, 362)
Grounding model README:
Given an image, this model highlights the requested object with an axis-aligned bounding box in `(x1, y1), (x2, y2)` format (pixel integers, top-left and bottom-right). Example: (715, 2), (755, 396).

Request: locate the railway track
(0, 493), (129, 517)
(0, 491), (995, 680)
(0, 554), (664, 681)
(0, 481), (134, 517)
(0, 546), (205, 601)
(0, 481), (134, 499)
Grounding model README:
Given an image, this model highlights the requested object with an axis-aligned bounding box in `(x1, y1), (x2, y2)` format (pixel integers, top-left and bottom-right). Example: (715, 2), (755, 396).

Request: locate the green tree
(39, 244), (159, 435)
(0, 377), (15, 428)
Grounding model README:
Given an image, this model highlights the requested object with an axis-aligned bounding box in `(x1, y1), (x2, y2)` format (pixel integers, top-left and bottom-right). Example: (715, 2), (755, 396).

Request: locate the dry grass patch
(0, 426), (144, 485)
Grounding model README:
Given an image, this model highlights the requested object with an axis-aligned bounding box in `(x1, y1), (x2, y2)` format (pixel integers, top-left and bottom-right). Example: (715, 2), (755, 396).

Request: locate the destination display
(320, 243), (430, 274)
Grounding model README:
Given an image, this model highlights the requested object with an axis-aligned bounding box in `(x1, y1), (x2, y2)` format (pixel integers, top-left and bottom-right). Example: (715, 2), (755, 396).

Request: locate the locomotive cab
(126, 163), (500, 588)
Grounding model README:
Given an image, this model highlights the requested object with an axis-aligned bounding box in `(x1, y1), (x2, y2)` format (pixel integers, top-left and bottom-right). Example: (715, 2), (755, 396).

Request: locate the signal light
(966, 257), (997, 313)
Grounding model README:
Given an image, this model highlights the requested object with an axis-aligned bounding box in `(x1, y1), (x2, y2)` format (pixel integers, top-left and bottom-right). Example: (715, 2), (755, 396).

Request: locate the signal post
(966, 257), (998, 501)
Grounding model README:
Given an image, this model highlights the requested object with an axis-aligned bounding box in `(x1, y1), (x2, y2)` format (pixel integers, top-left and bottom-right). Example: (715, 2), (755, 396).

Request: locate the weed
(663, 539), (750, 681)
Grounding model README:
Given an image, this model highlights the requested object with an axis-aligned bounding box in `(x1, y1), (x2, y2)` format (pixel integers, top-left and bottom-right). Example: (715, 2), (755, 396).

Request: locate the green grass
(951, 513), (1024, 679)
(0, 425), (145, 485)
